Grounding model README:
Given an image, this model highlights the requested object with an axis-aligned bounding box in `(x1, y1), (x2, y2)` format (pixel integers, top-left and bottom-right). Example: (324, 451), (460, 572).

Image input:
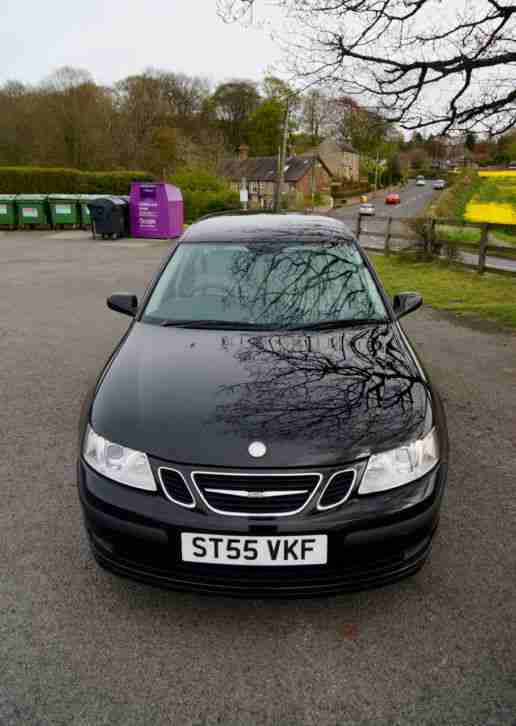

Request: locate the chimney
(238, 144), (250, 161)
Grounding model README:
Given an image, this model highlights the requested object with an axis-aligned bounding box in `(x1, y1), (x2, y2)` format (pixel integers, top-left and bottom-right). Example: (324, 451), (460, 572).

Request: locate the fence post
(356, 213), (362, 240)
(429, 218), (436, 254)
(478, 223), (489, 274)
(385, 217), (392, 255)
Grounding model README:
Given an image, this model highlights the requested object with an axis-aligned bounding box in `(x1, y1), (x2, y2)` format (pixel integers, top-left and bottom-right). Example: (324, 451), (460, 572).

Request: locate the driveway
(1, 231), (515, 726)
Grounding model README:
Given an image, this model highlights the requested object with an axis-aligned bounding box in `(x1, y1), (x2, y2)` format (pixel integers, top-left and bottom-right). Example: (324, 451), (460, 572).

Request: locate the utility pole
(274, 97), (290, 213)
(310, 152), (316, 212)
(374, 150), (380, 191)
(240, 177), (248, 211)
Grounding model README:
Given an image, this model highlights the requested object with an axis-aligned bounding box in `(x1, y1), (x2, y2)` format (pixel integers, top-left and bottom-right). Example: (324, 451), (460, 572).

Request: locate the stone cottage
(217, 145), (334, 208)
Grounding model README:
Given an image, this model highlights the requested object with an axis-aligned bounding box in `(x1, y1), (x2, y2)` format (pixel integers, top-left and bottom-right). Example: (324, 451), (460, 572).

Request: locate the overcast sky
(1, 0), (282, 86)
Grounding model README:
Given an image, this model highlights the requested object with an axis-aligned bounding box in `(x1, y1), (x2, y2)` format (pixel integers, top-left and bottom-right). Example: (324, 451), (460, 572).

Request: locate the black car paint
(88, 322), (434, 468)
(78, 214), (448, 595)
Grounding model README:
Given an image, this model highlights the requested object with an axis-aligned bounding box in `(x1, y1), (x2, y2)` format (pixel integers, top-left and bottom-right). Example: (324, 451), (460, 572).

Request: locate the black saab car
(78, 213), (448, 596)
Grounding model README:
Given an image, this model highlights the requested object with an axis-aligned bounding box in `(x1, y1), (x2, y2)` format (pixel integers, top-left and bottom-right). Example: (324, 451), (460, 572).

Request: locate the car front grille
(159, 468), (196, 508)
(191, 471), (322, 516)
(317, 470), (356, 510)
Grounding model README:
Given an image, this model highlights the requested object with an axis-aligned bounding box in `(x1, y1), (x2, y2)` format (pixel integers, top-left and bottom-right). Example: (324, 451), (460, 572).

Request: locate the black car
(78, 214), (448, 596)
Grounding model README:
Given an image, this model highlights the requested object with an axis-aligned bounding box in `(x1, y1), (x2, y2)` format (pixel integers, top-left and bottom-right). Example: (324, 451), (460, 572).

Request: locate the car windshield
(142, 240), (387, 329)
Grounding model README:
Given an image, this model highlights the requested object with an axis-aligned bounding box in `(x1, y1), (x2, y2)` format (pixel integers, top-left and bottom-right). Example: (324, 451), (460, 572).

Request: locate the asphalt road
(333, 181), (439, 224)
(1, 230), (516, 726)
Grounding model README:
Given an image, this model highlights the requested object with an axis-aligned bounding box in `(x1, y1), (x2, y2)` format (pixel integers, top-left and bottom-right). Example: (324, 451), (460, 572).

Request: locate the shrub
(169, 169), (228, 193)
(168, 168), (239, 222)
(179, 189), (239, 223)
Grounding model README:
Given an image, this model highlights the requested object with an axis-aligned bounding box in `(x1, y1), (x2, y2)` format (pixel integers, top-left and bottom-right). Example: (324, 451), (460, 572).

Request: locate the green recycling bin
(16, 195), (51, 228)
(48, 194), (80, 228)
(0, 195), (18, 229)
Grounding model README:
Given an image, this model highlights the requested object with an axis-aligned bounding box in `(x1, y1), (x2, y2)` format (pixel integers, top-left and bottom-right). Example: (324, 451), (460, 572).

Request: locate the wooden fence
(355, 214), (516, 275)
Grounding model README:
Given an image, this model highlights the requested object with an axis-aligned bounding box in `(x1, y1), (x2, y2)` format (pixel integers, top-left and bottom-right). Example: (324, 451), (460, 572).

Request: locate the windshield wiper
(159, 319), (273, 330)
(287, 318), (387, 331)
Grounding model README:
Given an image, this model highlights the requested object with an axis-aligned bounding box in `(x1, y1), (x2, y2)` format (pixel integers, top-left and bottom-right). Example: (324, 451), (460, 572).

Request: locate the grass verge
(436, 224), (481, 244)
(434, 226), (516, 259)
(370, 251), (516, 329)
(430, 170), (481, 219)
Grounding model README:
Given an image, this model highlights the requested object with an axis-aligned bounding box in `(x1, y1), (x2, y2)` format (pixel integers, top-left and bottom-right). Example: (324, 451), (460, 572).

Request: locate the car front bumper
(78, 460), (447, 597)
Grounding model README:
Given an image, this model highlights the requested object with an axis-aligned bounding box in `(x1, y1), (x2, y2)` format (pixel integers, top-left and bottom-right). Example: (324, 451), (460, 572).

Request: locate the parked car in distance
(385, 192), (401, 205)
(359, 202), (375, 216)
(508, 161), (516, 170)
(416, 176), (426, 186)
(78, 213), (449, 597)
(433, 180), (446, 190)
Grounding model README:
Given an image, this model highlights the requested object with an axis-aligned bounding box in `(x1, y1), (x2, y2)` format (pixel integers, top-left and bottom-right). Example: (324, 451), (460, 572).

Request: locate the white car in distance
(359, 203), (375, 216)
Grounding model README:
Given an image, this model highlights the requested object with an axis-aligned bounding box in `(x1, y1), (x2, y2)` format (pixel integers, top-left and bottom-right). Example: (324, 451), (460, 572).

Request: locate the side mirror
(107, 293), (138, 317)
(392, 292), (422, 319)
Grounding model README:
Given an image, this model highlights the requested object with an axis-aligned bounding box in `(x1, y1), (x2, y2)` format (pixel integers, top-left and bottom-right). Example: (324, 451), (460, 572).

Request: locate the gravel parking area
(1, 230), (515, 726)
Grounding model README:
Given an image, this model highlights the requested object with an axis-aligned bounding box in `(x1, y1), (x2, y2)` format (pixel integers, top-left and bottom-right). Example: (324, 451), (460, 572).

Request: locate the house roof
(218, 154), (333, 183)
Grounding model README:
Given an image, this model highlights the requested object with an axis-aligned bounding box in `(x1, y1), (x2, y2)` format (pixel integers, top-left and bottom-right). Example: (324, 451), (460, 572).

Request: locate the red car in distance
(385, 192), (401, 205)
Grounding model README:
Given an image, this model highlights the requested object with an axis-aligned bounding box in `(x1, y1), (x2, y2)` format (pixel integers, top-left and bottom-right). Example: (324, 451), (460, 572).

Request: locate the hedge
(333, 186), (371, 200)
(0, 165), (240, 223)
(0, 166), (154, 195)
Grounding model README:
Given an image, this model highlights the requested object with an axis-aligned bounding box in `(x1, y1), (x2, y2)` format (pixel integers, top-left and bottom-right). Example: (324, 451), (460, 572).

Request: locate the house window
(249, 181), (258, 194)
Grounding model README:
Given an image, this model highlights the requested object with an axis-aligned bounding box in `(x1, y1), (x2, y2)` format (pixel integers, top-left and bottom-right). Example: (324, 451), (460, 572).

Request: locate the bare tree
(301, 89), (334, 146)
(40, 67), (117, 168)
(217, 0), (516, 135)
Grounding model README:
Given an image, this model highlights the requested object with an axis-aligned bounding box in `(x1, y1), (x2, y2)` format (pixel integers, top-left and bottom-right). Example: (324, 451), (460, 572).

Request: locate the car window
(142, 241), (387, 328)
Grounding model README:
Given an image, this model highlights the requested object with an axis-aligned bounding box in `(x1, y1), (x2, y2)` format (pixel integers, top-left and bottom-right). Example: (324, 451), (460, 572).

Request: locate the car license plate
(181, 533), (327, 566)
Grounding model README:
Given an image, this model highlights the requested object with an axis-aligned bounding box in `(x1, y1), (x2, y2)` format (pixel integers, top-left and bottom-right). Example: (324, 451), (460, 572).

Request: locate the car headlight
(359, 428), (439, 494)
(83, 424), (156, 491)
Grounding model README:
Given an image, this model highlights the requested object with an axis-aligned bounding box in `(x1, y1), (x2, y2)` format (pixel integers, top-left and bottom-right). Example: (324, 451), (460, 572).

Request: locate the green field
(471, 173), (516, 205)
(371, 251), (516, 329)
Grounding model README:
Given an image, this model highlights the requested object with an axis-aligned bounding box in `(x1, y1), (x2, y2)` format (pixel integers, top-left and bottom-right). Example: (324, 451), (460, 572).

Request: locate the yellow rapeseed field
(465, 202), (516, 224)
(465, 171), (516, 224)
(478, 171), (516, 178)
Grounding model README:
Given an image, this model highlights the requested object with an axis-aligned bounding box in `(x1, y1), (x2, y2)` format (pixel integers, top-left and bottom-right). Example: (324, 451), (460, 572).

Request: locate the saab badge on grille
(248, 441), (267, 458)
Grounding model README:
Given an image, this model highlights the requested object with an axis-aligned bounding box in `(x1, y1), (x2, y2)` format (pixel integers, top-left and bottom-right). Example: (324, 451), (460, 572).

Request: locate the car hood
(90, 321), (432, 468)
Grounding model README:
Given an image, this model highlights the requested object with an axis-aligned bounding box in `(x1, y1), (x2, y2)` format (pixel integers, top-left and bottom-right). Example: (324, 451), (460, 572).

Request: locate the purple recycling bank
(129, 182), (183, 239)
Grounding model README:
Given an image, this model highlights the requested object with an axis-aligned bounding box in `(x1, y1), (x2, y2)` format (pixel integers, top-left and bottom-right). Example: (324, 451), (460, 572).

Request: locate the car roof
(181, 213), (356, 245)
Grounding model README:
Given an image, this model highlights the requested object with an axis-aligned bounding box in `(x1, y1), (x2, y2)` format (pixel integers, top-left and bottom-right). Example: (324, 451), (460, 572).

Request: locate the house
(217, 145), (334, 208)
(301, 139), (360, 182)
